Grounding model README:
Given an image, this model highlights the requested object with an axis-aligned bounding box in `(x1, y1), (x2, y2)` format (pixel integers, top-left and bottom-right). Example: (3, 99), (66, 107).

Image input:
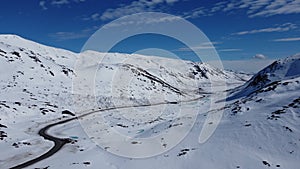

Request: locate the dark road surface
(10, 117), (76, 169)
(10, 96), (206, 169)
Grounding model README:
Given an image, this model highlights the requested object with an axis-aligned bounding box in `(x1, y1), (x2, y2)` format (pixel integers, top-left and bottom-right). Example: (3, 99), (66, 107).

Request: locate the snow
(228, 53), (300, 100)
(0, 35), (299, 169)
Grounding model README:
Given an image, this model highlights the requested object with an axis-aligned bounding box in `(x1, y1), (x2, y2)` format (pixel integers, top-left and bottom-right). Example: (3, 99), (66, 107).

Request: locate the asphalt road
(10, 117), (76, 169)
(10, 96), (206, 169)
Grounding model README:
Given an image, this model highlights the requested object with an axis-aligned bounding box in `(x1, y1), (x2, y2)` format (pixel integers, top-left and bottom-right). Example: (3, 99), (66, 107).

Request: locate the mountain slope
(228, 53), (300, 100)
(0, 35), (249, 168)
(30, 53), (300, 169)
(1, 35), (299, 169)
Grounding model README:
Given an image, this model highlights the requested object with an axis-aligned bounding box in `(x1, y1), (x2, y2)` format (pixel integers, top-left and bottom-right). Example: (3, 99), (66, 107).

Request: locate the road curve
(10, 96), (206, 169)
(10, 117), (76, 169)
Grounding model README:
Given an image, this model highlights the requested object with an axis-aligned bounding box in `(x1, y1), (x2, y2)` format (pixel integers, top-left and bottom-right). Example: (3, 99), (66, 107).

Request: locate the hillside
(0, 35), (299, 169)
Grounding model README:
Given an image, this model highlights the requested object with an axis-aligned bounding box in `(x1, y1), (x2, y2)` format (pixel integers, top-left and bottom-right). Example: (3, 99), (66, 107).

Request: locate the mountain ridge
(228, 53), (300, 100)
(0, 35), (299, 169)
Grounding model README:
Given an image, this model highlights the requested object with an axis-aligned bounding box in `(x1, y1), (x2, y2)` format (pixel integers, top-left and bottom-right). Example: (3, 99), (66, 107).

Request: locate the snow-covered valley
(0, 35), (299, 169)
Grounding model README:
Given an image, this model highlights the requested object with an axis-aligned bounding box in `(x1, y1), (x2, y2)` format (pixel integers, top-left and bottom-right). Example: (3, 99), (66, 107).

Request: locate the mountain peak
(228, 53), (300, 100)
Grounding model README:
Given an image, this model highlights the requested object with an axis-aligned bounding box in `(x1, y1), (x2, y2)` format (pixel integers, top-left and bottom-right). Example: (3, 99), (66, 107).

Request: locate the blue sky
(0, 0), (299, 64)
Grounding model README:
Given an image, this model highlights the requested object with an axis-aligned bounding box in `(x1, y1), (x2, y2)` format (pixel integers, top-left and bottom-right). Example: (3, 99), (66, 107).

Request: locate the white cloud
(90, 13), (100, 21)
(223, 2), (236, 12)
(100, 15), (181, 29)
(250, 0), (300, 17)
(187, 0), (300, 19)
(83, 0), (299, 22)
(211, 1), (227, 12)
(273, 37), (300, 42)
(175, 42), (221, 51)
(51, 0), (70, 5)
(39, 0), (87, 9)
(183, 7), (208, 19)
(247, 0), (271, 13)
(39, 1), (47, 10)
(49, 26), (98, 40)
(233, 23), (297, 35)
(94, 0), (180, 21)
(253, 54), (267, 59)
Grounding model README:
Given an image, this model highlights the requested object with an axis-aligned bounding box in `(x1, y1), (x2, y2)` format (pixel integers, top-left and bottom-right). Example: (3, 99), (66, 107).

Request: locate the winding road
(10, 96), (206, 169)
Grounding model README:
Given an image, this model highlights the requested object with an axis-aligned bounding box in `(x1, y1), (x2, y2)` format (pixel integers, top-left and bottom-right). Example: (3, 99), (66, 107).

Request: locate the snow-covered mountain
(218, 54), (300, 169)
(228, 53), (300, 100)
(0, 35), (299, 169)
(0, 34), (245, 112)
